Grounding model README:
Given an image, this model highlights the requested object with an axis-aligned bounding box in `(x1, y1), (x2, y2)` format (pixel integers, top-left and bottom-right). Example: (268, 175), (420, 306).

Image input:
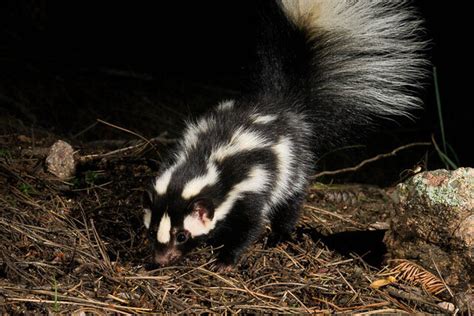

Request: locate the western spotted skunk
(143, 0), (427, 269)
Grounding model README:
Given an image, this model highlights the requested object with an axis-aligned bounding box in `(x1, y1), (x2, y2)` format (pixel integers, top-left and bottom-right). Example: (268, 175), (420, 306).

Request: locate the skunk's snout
(154, 248), (182, 266)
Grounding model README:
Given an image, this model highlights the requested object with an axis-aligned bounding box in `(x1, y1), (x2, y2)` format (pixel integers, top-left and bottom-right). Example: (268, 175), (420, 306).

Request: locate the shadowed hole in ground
(296, 227), (387, 268)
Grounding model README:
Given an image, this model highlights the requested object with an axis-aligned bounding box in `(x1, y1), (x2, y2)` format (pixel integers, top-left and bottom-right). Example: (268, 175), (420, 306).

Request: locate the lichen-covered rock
(45, 140), (76, 179)
(385, 168), (473, 292)
(405, 168), (473, 210)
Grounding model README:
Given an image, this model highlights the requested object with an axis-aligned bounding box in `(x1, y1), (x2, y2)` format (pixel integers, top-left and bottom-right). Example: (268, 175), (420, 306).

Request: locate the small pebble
(45, 140), (76, 179)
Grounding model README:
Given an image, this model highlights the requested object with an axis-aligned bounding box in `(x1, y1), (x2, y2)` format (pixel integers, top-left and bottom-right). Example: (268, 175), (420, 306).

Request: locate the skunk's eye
(176, 231), (189, 244)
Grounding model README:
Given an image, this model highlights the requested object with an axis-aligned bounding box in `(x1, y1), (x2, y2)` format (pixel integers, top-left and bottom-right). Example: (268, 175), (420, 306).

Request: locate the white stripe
(214, 166), (270, 224)
(182, 133), (199, 152)
(251, 114), (278, 124)
(188, 166), (270, 236)
(155, 164), (178, 195)
(154, 156), (185, 195)
(216, 100), (235, 111)
(157, 213), (171, 244)
(268, 137), (294, 209)
(196, 117), (212, 133)
(154, 167), (175, 195)
(182, 117), (214, 151)
(181, 163), (219, 200)
(143, 208), (152, 229)
(210, 127), (271, 162)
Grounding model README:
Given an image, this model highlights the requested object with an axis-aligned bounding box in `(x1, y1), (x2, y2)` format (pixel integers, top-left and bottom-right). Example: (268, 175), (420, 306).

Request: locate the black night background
(1, 1), (471, 170)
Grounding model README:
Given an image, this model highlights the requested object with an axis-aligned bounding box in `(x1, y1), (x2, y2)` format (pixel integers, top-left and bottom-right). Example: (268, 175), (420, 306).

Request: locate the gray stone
(45, 140), (76, 180)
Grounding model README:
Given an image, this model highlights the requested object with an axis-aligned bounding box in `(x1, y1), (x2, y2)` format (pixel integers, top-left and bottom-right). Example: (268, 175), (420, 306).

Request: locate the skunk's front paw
(213, 251), (238, 273)
(214, 261), (235, 273)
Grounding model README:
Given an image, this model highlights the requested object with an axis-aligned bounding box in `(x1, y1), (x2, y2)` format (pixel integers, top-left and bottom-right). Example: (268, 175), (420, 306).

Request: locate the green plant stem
(433, 67), (447, 156)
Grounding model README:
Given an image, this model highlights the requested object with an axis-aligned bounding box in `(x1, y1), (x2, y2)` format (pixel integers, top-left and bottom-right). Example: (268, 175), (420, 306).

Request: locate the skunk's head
(142, 185), (215, 266)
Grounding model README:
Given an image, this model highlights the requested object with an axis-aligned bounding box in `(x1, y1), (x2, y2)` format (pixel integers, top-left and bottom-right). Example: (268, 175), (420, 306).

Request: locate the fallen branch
(311, 142), (431, 179)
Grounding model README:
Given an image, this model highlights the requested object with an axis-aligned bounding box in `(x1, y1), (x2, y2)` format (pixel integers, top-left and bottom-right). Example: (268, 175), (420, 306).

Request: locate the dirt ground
(0, 74), (460, 314)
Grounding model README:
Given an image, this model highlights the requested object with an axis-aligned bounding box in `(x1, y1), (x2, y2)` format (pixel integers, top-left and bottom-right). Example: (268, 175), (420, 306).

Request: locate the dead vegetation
(0, 129), (458, 314)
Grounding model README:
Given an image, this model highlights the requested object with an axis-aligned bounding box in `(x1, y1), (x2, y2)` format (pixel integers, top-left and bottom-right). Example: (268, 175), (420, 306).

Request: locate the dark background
(1, 1), (472, 172)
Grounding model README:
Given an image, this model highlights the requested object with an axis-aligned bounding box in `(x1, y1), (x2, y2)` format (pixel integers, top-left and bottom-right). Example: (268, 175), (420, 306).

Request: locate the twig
(385, 286), (451, 313)
(372, 288), (413, 313)
(123, 275), (171, 281)
(311, 142), (431, 179)
(311, 296), (342, 311)
(286, 290), (311, 313)
(71, 120), (99, 139)
(304, 204), (366, 229)
(337, 269), (357, 297)
(85, 136), (174, 149)
(354, 308), (410, 315)
(89, 219), (113, 273)
(324, 258), (354, 267)
(338, 301), (391, 312)
(429, 250), (454, 298)
(96, 118), (158, 154)
(6, 297), (150, 314)
(78, 135), (169, 163)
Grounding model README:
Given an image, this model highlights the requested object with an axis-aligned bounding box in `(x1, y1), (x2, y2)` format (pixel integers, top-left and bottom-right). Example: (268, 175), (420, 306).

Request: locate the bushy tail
(281, 0), (428, 117)
(256, 0), (428, 150)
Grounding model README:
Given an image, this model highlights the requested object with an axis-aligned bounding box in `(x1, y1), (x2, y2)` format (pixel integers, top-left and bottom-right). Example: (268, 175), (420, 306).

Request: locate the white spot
(183, 212), (212, 237)
(210, 127), (271, 162)
(268, 137), (294, 210)
(181, 163), (219, 200)
(251, 114), (278, 124)
(216, 100), (235, 111)
(157, 213), (171, 244)
(189, 166), (270, 236)
(143, 208), (152, 229)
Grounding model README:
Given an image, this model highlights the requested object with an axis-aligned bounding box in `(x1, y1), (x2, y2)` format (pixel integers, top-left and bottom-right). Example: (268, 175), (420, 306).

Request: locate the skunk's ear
(183, 199), (215, 237)
(191, 198), (215, 221)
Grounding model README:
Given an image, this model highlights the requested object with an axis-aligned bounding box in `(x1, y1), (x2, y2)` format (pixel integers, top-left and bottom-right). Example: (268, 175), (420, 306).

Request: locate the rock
(45, 140), (76, 179)
(384, 168), (473, 292)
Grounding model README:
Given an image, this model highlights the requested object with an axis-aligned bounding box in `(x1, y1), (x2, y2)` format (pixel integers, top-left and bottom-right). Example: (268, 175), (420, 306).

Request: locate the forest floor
(0, 73), (456, 314)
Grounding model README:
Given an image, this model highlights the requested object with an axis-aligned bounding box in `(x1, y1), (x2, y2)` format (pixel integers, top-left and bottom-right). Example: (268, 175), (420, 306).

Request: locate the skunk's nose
(154, 254), (171, 266)
(154, 249), (181, 266)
